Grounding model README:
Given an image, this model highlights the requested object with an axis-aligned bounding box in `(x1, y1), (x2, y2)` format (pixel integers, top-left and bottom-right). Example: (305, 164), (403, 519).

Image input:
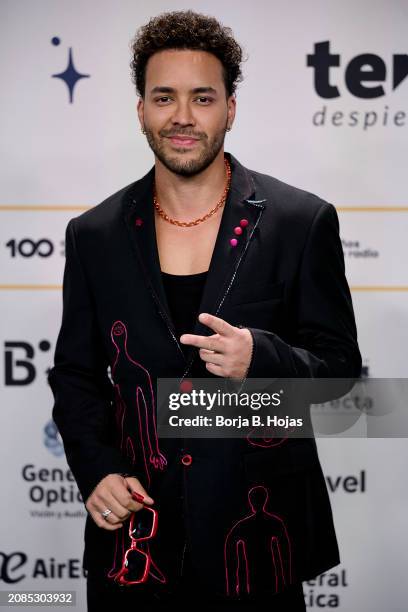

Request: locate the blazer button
(181, 454), (193, 466)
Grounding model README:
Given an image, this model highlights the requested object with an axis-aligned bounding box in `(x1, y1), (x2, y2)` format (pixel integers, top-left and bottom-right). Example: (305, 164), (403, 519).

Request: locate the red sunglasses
(113, 494), (159, 586)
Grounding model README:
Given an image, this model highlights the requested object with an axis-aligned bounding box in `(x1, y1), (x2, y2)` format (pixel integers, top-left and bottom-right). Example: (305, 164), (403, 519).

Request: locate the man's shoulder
(69, 164), (154, 234)
(70, 180), (137, 233)
(229, 154), (335, 224)
(249, 166), (333, 218)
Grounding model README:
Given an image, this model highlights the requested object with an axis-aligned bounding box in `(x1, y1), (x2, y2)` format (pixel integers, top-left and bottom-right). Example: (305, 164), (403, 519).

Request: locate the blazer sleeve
(245, 201), (362, 383)
(47, 218), (136, 504)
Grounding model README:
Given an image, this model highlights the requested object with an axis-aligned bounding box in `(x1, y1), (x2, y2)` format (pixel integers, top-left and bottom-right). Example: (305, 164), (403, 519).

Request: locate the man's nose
(170, 101), (195, 126)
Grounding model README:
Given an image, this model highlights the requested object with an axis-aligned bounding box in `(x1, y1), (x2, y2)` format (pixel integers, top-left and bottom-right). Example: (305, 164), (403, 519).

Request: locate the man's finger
(124, 477), (154, 506)
(100, 490), (132, 522)
(199, 348), (224, 365)
(91, 509), (124, 531)
(198, 312), (234, 336)
(205, 362), (224, 376)
(180, 332), (222, 350)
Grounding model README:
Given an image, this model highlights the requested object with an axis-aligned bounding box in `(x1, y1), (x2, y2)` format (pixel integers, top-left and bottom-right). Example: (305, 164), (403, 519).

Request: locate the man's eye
(196, 97), (213, 104)
(156, 96), (171, 103)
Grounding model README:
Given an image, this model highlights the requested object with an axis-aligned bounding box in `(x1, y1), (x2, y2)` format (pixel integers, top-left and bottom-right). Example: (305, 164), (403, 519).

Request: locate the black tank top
(161, 270), (207, 341)
(161, 270), (209, 374)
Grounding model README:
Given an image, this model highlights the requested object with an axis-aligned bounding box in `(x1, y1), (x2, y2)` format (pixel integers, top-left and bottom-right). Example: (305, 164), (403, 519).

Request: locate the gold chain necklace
(153, 157), (232, 227)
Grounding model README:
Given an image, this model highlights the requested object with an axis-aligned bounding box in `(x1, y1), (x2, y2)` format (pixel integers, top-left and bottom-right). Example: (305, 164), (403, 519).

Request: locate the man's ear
(227, 95), (236, 129)
(137, 97), (144, 130)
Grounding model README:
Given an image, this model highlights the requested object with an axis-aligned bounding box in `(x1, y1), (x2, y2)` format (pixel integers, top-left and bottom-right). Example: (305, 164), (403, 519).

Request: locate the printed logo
(51, 36), (90, 103)
(304, 567), (349, 608)
(22, 463), (84, 516)
(306, 41), (407, 130)
(44, 419), (64, 458)
(0, 552), (85, 583)
(4, 340), (51, 386)
(307, 41), (408, 98)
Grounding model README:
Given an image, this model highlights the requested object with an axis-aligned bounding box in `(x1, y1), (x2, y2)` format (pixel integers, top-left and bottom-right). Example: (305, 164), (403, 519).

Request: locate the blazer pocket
(230, 280), (284, 306)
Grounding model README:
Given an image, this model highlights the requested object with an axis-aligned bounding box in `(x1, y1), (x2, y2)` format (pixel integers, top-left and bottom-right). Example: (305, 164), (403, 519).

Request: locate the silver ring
(101, 508), (112, 520)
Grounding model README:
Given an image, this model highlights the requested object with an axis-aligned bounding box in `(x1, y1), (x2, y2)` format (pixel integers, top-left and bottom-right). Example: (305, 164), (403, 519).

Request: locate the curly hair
(130, 10), (244, 98)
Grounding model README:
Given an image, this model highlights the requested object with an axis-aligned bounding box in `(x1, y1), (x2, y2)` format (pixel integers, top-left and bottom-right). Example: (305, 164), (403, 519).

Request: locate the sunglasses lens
(131, 508), (154, 538)
(124, 549), (149, 581)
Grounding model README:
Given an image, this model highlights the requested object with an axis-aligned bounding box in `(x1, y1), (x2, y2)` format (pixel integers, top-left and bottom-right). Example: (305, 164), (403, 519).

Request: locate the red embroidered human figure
(224, 485), (292, 597)
(110, 320), (167, 487)
(107, 320), (167, 582)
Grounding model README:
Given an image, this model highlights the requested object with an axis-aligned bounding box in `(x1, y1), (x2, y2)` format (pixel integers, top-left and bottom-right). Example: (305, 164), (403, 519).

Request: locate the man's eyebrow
(150, 86), (218, 95)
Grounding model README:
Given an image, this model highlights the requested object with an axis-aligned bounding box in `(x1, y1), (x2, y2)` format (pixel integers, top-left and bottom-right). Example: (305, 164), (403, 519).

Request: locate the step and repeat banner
(1, 1), (407, 610)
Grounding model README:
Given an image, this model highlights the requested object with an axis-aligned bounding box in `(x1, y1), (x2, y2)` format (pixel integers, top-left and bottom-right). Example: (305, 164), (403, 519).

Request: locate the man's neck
(153, 150), (228, 219)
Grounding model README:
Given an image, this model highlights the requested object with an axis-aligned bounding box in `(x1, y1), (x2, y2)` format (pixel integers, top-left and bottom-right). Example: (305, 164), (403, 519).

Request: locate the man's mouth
(168, 135), (200, 147)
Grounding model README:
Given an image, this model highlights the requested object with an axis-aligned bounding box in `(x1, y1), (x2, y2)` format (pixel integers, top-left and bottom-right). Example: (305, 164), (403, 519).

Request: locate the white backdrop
(1, 1), (407, 610)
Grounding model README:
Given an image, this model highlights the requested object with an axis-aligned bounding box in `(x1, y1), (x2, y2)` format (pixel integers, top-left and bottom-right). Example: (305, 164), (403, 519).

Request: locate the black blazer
(48, 152), (361, 602)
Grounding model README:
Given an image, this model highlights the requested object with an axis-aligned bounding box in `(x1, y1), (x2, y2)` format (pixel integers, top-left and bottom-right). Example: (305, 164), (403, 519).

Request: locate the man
(48, 10), (361, 611)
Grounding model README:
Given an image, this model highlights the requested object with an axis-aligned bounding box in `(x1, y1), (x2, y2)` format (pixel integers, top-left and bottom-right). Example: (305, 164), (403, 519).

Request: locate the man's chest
(154, 212), (222, 274)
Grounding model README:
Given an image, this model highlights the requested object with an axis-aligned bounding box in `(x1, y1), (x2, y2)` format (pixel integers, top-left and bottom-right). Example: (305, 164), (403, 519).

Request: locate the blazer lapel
(122, 152), (267, 378)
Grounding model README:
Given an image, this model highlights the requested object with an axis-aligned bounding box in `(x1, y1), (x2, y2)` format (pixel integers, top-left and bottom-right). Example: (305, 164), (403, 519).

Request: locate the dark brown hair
(130, 10), (244, 98)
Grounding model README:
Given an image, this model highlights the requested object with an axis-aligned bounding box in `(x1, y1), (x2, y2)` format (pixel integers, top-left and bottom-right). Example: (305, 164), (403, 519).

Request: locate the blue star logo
(51, 37), (90, 103)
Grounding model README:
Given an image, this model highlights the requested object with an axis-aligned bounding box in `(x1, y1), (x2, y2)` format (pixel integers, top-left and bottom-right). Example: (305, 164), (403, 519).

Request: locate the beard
(143, 121), (228, 177)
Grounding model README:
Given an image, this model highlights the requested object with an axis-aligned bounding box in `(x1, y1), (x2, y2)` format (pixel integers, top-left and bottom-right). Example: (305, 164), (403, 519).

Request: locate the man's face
(137, 49), (236, 176)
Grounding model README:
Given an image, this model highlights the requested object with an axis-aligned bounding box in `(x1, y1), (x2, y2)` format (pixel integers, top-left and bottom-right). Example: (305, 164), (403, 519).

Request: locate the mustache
(160, 129), (207, 139)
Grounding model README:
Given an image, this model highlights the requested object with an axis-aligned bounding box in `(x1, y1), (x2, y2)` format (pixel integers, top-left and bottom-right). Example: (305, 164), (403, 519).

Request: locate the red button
(180, 379), (193, 393)
(181, 454), (193, 466)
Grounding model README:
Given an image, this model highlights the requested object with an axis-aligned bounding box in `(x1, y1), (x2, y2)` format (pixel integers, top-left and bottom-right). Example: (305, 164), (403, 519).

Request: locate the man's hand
(85, 474), (154, 531)
(180, 313), (253, 380)
(149, 450), (167, 470)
